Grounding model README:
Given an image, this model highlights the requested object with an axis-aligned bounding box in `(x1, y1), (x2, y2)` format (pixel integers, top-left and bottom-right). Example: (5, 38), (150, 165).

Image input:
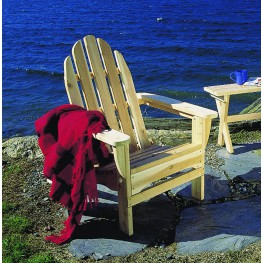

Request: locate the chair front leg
(113, 143), (134, 235)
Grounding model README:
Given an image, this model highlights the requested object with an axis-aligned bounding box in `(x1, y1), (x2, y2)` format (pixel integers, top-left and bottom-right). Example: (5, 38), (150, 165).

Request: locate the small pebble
(93, 252), (104, 261)
(241, 187), (247, 192)
(44, 225), (54, 231)
(45, 207), (51, 213)
(166, 253), (174, 260)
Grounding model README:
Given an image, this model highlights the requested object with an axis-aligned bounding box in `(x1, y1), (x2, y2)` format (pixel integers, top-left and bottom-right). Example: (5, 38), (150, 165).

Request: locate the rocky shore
(2, 117), (261, 262)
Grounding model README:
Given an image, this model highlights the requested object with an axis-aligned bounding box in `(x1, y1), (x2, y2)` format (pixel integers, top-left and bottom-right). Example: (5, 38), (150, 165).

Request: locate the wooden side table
(204, 84), (261, 153)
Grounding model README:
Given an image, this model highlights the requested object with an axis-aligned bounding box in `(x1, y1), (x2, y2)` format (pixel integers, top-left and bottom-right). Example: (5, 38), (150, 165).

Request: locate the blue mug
(230, 70), (248, 85)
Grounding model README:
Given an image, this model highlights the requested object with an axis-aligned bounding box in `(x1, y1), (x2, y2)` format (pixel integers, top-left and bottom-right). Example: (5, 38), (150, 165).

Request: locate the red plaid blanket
(35, 104), (113, 244)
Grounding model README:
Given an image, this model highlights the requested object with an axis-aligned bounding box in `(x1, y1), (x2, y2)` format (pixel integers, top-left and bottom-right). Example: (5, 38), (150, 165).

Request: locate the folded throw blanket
(35, 104), (113, 244)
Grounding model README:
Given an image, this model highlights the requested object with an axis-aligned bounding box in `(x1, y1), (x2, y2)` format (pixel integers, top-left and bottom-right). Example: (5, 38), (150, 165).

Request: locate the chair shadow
(232, 142), (261, 155)
(96, 189), (118, 202)
(73, 194), (177, 245)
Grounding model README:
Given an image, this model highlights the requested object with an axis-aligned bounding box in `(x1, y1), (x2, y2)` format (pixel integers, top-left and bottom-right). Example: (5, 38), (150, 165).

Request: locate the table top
(204, 83), (261, 96)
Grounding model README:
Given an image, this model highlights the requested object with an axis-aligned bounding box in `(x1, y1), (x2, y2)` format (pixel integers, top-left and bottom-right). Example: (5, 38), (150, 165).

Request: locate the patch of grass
(2, 201), (18, 213)
(2, 208), (57, 262)
(231, 130), (261, 144)
(252, 149), (261, 156)
(26, 252), (57, 263)
(2, 234), (31, 263)
(3, 163), (23, 179)
(3, 215), (33, 234)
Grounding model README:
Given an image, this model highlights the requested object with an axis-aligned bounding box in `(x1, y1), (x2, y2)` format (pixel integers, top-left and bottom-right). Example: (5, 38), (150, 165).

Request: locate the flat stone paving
(68, 143), (261, 260)
(175, 196), (260, 255)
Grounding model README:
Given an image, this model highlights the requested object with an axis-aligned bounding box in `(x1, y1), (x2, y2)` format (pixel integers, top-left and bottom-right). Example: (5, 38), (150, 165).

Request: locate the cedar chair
(64, 35), (218, 236)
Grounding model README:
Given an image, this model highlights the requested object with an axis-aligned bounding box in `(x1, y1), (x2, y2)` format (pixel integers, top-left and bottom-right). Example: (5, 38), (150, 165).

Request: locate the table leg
(215, 95), (234, 153)
(216, 99), (225, 146)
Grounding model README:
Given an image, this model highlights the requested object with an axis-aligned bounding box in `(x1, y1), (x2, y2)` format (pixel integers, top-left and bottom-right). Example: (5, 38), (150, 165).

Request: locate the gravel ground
(2, 120), (261, 262)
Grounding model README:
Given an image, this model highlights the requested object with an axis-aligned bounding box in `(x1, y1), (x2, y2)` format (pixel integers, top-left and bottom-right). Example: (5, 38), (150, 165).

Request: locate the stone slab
(216, 143), (261, 180)
(175, 196), (261, 255)
(177, 234), (260, 255)
(69, 239), (144, 260)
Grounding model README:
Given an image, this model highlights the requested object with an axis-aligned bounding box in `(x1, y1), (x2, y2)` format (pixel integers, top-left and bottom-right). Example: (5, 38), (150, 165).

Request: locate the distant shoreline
(2, 98), (261, 141)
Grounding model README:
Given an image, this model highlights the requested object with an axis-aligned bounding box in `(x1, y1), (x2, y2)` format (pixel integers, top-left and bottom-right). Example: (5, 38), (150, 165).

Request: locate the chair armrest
(94, 129), (131, 179)
(137, 92), (218, 119)
(93, 129), (130, 147)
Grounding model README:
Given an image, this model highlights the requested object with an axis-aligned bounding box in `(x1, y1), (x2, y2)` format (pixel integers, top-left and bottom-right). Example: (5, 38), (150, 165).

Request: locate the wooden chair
(64, 35), (218, 236)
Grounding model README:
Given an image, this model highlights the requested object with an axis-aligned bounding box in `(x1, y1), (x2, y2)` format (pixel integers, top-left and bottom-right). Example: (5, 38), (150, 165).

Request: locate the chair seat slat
(96, 143), (201, 175)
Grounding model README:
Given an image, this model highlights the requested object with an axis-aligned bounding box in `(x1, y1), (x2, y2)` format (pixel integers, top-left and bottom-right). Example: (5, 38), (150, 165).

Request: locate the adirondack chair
(64, 35), (218, 236)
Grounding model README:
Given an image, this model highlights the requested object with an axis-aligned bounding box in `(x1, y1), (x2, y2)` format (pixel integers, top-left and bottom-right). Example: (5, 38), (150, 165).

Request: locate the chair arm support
(137, 92), (218, 119)
(94, 129), (131, 179)
(93, 129), (130, 147)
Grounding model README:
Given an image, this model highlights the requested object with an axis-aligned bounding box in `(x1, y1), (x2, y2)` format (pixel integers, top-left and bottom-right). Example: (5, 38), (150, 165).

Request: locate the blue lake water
(2, 0), (261, 138)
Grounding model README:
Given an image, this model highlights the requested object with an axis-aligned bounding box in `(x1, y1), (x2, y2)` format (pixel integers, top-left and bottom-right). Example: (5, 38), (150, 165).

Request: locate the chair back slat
(84, 35), (120, 130)
(64, 56), (84, 107)
(97, 38), (138, 151)
(64, 35), (151, 151)
(114, 51), (150, 149)
(72, 40), (99, 111)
